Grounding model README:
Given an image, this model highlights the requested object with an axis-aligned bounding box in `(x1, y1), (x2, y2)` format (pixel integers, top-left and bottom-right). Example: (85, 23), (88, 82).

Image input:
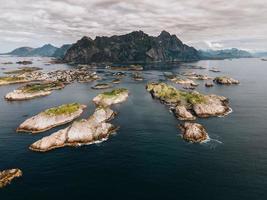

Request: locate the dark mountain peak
(42, 44), (56, 48)
(158, 30), (171, 38)
(64, 30), (200, 63)
(80, 36), (93, 41)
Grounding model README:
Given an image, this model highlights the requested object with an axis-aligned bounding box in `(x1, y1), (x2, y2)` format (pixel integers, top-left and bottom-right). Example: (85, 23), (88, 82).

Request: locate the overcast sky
(0, 0), (267, 52)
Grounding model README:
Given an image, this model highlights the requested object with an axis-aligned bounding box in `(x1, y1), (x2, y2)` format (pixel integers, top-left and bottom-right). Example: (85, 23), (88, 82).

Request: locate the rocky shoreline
(146, 82), (232, 142)
(0, 169), (22, 188)
(29, 107), (117, 152)
(17, 103), (86, 133)
(30, 88), (129, 152)
(5, 81), (65, 101)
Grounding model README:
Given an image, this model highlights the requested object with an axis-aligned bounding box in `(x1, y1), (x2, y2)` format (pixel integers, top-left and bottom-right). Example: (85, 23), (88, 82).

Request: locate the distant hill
(198, 48), (253, 59)
(52, 44), (72, 58)
(7, 47), (34, 56)
(251, 51), (267, 57)
(3, 44), (58, 57)
(27, 44), (58, 57)
(64, 30), (200, 64)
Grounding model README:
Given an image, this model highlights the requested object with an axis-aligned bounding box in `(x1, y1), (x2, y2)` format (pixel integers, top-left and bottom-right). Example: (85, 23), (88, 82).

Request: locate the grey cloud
(0, 0), (267, 52)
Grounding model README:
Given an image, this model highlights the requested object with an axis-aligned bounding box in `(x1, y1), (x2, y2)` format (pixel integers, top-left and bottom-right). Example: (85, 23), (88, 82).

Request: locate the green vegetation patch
(44, 103), (81, 116)
(0, 76), (25, 82)
(102, 88), (128, 97)
(4, 67), (42, 74)
(21, 82), (64, 93)
(147, 82), (206, 105)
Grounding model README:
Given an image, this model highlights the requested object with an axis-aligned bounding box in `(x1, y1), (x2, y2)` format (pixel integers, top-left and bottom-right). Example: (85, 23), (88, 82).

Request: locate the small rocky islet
(0, 169), (22, 188)
(17, 103), (87, 133)
(214, 76), (240, 85)
(5, 81), (65, 101)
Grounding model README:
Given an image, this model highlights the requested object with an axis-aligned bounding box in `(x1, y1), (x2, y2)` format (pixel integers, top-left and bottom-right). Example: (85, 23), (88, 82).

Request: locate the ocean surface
(0, 56), (267, 200)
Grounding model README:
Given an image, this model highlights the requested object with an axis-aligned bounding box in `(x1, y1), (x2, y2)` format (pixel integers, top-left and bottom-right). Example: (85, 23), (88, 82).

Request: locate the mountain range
(2, 30), (263, 63)
(2, 44), (71, 58)
(64, 30), (200, 64)
(198, 48), (253, 59)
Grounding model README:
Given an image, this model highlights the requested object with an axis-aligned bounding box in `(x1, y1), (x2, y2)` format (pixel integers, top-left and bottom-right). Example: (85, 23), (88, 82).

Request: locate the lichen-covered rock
(174, 106), (196, 121)
(172, 78), (198, 86)
(179, 122), (209, 143)
(0, 76), (29, 86)
(93, 88), (129, 106)
(17, 103), (86, 133)
(193, 94), (230, 117)
(5, 81), (65, 101)
(146, 82), (231, 117)
(29, 107), (116, 152)
(187, 74), (212, 80)
(4, 67), (42, 75)
(92, 83), (112, 89)
(214, 76), (239, 85)
(146, 82), (206, 106)
(0, 169), (22, 188)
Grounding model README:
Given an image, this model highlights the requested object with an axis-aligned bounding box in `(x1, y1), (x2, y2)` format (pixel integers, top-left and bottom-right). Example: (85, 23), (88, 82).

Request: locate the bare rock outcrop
(5, 81), (65, 101)
(29, 107), (116, 152)
(174, 106), (196, 121)
(93, 88), (129, 106)
(17, 103), (86, 133)
(179, 122), (209, 143)
(0, 169), (22, 188)
(214, 76), (239, 85)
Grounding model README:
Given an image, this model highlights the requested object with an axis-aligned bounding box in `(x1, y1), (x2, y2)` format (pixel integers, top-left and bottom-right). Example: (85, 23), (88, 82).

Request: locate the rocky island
(146, 82), (231, 142)
(4, 67), (42, 75)
(92, 83), (113, 89)
(93, 88), (129, 106)
(179, 122), (209, 143)
(0, 169), (22, 188)
(30, 107), (116, 152)
(0, 76), (30, 86)
(5, 81), (65, 101)
(17, 103), (86, 133)
(146, 82), (231, 117)
(214, 76), (240, 85)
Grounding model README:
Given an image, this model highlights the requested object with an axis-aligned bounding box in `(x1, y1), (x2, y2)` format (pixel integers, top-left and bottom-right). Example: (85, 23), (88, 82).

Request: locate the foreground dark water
(0, 56), (267, 199)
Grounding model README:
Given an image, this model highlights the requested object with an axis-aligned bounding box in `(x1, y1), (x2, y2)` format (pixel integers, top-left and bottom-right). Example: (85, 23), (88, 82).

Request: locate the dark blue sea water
(0, 56), (267, 200)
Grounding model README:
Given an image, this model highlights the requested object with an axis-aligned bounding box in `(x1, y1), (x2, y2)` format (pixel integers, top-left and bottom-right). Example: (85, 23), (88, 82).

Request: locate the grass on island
(146, 82), (206, 105)
(0, 76), (26, 82)
(102, 88), (128, 97)
(21, 82), (64, 93)
(44, 103), (81, 116)
(4, 67), (42, 74)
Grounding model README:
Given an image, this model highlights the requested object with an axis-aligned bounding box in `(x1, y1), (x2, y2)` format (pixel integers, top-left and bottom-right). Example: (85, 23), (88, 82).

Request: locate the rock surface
(179, 122), (209, 143)
(174, 106), (196, 121)
(17, 103), (86, 133)
(0, 169), (22, 188)
(214, 76), (240, 85)
(30, 107), (117, 152)
(193, 94), (230, 117)
(146, 82), (231, 118)
(92, 83), (112, 89)
(93, 88), (129, 106)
